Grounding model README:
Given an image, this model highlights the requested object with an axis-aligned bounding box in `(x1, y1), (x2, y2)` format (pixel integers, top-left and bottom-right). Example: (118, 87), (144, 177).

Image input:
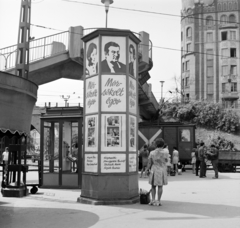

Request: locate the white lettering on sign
(85, 154), (98, 172)
(101, 154), (126, 173)
(129, 78), (137, 114)
(129, 154), (137, 172)
(86, 77), (98, 114)
(101, 75), (126, 112)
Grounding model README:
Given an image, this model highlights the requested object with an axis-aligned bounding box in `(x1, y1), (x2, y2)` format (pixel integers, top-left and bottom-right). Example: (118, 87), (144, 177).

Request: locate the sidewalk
(0, 170), (240, 228)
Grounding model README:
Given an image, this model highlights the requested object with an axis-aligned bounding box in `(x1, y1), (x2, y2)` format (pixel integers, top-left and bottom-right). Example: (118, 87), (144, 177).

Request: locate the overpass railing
(0, 31), (69, 71)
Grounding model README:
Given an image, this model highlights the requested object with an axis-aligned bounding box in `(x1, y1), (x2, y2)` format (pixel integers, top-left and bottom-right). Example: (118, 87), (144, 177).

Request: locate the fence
(0, 31), (69, 71)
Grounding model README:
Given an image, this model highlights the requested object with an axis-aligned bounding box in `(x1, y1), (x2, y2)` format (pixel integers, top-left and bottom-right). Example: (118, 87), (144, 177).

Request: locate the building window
(186, 27), (192, 37)
(207, 94), (213, 101)
(230, 65), (237, 75)
(182, 62), (185, 72)
(231, 82), (237, 92)
(206, 16), (214, 26)
(186, 43), (191, 53)
(222, 65), (228, 76)
(230, 31), (236, 40)
(220, 15), (227, 24)
(207, 83), (213, 94)
(229, 14), (236, 23)
(181, 31), (183, 41)
(222, 83), (226, 92)
(221, 31), (227, 40)
(207, 49), (213, 77)
(186, 61), (190, 71)
(185, 77), (189, 86)
(206, 32), (213, 42)
(182, 79), (185, 88)
(221, 48), (228, 58)
(230, 48), (236, 58)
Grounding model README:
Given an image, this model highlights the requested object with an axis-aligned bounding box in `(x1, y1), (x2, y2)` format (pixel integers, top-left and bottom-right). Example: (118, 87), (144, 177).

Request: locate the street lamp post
(160, 81), (165, 103)
(101, 0), (113, 28)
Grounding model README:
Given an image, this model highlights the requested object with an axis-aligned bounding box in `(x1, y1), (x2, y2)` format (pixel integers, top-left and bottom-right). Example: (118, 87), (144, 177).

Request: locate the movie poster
(86, 37), (98, 77)
(85, 115), (98, 152)
(129, 154), (137, 172)
(101, 114), (126, 151)
(101, 36), (126, 74)
(101, 75), (126, 112)
(128, 39), (137, 78)
(85, 76), (98, 114)
(129, 77), (137, 114)
(129, 115), (137, 151)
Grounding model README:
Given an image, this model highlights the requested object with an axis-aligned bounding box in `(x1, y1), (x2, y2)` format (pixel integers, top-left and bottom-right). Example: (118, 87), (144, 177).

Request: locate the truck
(138, 122), (240, 172)
(138, 121), (196, 165)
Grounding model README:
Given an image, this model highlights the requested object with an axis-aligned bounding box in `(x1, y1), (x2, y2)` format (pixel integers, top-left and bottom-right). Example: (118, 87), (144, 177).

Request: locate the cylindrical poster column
(79, 29), (140, 205)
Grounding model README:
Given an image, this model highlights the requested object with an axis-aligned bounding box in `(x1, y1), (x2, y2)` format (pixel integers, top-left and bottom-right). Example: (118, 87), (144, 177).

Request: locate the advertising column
(79, 29), (140, 205)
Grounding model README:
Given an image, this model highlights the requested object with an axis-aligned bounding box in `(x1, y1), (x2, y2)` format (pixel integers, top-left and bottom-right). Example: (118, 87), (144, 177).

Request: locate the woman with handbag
(145, 138), (168, 206)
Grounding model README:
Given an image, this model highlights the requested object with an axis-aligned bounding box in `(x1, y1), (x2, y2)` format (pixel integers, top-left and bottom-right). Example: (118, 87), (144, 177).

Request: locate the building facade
(181, 0), (240, 108)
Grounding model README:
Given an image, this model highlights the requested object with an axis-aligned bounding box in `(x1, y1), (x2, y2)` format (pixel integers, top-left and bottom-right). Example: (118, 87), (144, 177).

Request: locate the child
(177, 162), (183, 175)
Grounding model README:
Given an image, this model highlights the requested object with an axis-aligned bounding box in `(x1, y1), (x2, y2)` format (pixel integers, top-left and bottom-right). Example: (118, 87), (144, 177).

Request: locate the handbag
(139, 189), (151, 204)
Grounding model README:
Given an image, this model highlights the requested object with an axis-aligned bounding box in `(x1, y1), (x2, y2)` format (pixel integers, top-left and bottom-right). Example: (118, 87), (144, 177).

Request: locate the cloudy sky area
(0, 0), (182, 106)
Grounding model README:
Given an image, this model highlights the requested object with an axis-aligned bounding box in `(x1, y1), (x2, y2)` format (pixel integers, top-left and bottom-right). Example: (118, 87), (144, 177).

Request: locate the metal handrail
(0, 31), (69, 71)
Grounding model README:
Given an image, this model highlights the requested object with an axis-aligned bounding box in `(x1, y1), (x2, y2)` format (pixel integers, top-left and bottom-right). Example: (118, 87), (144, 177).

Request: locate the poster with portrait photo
(101, 36), (126, 74)
(85, 115), (98, 152)
(101, 114), (126, 151)
(128, 39), (137, 78)
(129, 115), (137, 151)
(86, 37), (98, 77)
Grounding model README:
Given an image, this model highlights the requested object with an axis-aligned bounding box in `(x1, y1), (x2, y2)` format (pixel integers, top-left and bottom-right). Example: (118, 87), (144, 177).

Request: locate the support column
(78, 28), (140, 205)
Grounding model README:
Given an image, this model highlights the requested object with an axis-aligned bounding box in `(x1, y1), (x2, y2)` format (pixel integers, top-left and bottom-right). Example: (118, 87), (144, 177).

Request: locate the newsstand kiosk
(78, 28), (140, 204)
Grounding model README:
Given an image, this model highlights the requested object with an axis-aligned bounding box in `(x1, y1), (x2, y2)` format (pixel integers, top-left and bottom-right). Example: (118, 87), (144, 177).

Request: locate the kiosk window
(180, 129), (190, 142)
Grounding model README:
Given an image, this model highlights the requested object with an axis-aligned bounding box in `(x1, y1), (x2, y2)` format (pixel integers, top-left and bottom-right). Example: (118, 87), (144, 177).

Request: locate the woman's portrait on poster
(129, 43), (136, 78)
(86, 42), (98, 76)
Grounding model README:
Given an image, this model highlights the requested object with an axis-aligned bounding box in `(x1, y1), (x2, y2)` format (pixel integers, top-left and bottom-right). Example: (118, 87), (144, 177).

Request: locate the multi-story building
(181, 0), (240, 108)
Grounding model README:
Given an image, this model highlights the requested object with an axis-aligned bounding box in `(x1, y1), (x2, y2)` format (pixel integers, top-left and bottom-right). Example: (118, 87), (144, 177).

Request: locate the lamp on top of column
(101, 0), (113, 28)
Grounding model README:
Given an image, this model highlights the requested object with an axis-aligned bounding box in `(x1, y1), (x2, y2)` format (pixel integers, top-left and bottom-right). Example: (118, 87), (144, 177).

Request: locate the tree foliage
(161, 101), (239, 133)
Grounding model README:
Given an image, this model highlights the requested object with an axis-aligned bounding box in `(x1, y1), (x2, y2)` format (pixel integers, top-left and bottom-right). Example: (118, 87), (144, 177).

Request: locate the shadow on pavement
(0, 206), (99, 228)
(113, 200), (240, 220)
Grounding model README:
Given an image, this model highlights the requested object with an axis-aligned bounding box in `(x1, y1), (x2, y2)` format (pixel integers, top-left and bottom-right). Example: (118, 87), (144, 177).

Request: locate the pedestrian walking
(145, 138), (168, 206)
(195, 146), (201, 176)
(2, 147), (9, 165)
(191, 148), (197, 174)
(206, 144), (219, 179)
(163, 144), (171, 175)
(172, 146), (179, 173)
(139, 145), (149, 178)
(199, 142), (207, 178)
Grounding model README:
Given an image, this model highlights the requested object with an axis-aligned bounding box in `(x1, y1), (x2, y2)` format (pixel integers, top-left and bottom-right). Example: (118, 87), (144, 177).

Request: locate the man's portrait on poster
(129, 44), (136, 77)
(101, 41), (126, 73)
(86, 42), (98, 76)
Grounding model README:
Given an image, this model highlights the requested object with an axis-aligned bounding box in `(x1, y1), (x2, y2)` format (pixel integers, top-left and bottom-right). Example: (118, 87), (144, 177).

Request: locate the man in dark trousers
(199, 142), (207, 178)
(207, 144), (219, 179)
(195, 146), (201, 176)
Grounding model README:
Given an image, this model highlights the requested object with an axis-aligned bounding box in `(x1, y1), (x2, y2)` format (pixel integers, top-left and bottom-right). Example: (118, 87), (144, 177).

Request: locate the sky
(0, 0), (182, 107)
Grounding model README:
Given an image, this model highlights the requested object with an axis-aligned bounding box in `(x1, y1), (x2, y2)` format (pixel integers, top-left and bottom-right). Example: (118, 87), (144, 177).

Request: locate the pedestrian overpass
(0, 26), (159, 129)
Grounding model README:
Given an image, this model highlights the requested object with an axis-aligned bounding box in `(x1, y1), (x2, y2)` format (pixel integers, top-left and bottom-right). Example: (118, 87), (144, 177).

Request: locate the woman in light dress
(191, 148), (197, 174)
(146, 138), (168, 206)
(172, 146), (179, 173)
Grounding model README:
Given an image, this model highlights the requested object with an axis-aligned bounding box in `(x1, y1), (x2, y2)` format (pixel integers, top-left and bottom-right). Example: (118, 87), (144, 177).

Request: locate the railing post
(43, 37), (46, 59)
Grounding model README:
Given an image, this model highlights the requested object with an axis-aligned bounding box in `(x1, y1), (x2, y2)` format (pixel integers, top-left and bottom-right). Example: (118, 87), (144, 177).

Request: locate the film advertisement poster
(129, 154), (137, 172)
(85, 115), (98, 152)
(85, 154), (98, 173)
(129, 115), (137, 151)
(101, 114), (126, 151)
(86, 37), (98, 77)
(101, 75), (126, 112)
(101, 36), (126, 74)
(129, 77), (137, 114)
(101, 154), (126, 173)
(128, 39), (137, 78)
(85, 76), (98, 114)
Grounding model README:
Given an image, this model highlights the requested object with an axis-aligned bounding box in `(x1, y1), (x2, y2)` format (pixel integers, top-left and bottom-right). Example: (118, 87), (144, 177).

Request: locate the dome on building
(182, 0), (215, 9)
